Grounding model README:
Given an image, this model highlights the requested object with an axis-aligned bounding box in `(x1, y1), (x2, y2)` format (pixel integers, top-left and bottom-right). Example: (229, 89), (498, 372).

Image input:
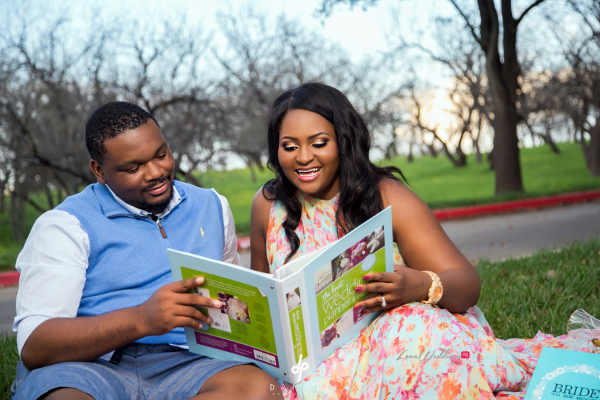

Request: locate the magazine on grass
(168, 206), (394, 383)
(523, 347), (600, 399)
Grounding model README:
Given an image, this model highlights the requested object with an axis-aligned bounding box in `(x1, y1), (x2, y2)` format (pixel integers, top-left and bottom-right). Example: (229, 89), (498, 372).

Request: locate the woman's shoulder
(378, 178), (410, 201)
(252, 185), (275, 212)
(377, 178), (430, 212)
(252, 185), (275, 203)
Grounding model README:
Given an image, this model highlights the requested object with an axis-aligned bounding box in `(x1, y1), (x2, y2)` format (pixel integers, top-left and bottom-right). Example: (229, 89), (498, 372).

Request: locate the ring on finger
(381, 296), (387, 308)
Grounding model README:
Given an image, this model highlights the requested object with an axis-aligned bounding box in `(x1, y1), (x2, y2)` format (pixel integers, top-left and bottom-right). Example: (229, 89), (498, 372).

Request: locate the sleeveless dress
(266, 192), (599, 400)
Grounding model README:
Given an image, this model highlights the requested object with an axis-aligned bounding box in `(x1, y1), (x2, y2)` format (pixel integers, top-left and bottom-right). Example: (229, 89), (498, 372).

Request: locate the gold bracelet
(421, 271), (443, 305)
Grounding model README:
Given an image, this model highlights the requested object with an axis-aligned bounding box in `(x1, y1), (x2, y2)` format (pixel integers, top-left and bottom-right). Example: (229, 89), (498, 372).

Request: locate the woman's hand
(353, 268), (431, 314)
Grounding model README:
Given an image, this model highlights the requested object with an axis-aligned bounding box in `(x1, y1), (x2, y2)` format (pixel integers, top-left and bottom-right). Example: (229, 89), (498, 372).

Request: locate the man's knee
(197, 364), (281, 399)
(42, 388), (95, 400)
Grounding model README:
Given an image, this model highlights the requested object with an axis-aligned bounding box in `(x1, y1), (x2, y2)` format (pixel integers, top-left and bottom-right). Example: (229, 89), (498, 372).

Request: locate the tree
(0, 12), (104, 240)
(550, 0), (600, 175)
(450, 0), (550, 193)
(214, 8), (351, 180)
(0, 6), (221, 240)
(320, 0), (549, 194)
(392, 28), (490, 167)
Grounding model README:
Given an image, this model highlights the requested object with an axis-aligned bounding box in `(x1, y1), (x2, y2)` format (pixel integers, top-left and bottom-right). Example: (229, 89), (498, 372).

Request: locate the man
(11, 102), (280, 399)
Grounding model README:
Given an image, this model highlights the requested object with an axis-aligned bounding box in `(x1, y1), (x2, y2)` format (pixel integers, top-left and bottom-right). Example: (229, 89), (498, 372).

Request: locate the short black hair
(85, 102), (159, 162)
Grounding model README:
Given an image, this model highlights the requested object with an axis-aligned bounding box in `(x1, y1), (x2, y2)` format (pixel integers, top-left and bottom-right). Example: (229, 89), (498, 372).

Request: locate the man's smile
(146, 176), (171, 196)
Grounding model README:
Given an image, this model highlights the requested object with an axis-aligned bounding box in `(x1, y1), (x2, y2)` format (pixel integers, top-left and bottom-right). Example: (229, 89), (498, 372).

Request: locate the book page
(180, 267), (280, 368)
(314, 225), (387, 350)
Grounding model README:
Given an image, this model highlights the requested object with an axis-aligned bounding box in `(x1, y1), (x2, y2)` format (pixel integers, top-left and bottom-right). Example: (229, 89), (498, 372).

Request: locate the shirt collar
(105, 184), (182, 219)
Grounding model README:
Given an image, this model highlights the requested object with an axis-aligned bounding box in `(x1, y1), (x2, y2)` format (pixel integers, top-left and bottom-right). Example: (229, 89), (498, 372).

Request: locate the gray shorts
(11, 344), (247, 400)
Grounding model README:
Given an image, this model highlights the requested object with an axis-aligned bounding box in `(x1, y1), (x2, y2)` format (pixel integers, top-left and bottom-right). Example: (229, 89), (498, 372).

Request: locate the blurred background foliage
(0, 0), (598, 247)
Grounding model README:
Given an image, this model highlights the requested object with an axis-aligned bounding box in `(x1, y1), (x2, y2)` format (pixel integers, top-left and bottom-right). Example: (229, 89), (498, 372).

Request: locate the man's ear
(89, 159), (107, 184)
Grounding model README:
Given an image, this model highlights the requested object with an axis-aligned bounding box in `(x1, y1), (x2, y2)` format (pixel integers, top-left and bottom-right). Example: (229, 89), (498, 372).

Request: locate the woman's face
(278, 109), (340, 200)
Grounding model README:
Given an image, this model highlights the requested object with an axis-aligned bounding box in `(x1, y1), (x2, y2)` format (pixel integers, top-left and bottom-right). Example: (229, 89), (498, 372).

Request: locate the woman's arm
(355, 180), (480, 313)
(250, 187), (273, 273)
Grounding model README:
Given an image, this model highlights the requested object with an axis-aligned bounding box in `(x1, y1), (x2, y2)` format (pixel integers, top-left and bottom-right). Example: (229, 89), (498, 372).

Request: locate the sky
(0, 0), (454, 62)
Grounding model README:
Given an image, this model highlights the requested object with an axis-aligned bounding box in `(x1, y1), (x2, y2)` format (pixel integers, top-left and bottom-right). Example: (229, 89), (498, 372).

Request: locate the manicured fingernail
(363, 275), (370, 281)
(354, 286), (363, 293)
(207, 317), (213, 323)
(213, 300), (222, 308)
(195, 277), (204, 285)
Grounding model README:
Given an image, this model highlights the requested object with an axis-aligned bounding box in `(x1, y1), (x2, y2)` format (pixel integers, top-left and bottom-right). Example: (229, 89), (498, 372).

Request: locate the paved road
(442, 201), (600, 262)
(0, 286), (17, 335)
(239, 201), (600, 267)
(2, 201), (599, 334)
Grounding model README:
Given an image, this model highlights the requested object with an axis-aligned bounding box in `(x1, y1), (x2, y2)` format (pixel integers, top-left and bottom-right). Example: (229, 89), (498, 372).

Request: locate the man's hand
(21, 277), (222, 370)
(138, 277), (222, 336)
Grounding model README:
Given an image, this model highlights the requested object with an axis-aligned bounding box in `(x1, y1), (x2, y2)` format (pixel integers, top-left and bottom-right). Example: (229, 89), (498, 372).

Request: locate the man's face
(89, 120), (175, 214)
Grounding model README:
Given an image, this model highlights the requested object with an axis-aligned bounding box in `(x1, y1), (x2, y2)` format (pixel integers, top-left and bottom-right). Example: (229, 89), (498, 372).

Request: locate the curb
(235, 188), (600, 250)
(1, 189), (599, 288)
(0, 271), (19, 288)
(432, 189), (600, 221)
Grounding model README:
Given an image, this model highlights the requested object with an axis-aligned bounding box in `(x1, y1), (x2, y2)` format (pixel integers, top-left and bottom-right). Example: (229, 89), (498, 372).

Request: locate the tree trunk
(477, 0), (524, 194)
(487, 148), (495, 170)
(473, 116), (483, 163)
(249, 163), (257, 183)
(45, 187), (55, 209)
(385, 127), (398, 159)
(10, 192), (25, 243)
(385, 143), (397, 159)
(0, 183), (5, 213)
(583, 123), (600, 177)
(491, 103), (523, 192)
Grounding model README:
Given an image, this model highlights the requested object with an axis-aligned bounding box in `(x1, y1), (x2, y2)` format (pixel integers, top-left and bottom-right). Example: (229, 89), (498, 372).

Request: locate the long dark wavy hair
(264, 82), (407, 263)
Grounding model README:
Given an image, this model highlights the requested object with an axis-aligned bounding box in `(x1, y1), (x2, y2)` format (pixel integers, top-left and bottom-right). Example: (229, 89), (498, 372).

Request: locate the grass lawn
(0, 203), (42, 273)
(203, 142), (600, 236)
(1, 237), (599, 398)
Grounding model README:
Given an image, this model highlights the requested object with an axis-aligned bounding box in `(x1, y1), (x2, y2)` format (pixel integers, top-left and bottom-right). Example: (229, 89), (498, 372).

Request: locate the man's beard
(134, 179), (174, 214)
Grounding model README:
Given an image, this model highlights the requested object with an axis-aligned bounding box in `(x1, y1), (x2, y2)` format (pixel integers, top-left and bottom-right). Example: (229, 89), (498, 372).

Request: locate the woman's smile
(295, 167), (322, 181)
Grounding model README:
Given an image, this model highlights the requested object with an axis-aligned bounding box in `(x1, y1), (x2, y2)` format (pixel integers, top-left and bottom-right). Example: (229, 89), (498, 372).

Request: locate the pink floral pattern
(266, 192), (599, 399)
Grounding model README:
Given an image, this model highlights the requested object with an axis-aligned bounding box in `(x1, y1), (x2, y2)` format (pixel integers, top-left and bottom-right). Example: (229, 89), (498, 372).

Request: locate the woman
(250, 82), (597, 399)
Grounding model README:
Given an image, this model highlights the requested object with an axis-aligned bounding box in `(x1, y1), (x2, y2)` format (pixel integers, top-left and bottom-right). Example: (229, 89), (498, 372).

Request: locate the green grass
(200, 166), (276, 236)
(477, 237), (600, 339)
(0, 202), (42, 272)
(204, 142), (600, 235)
(380, 141), (600, 209)
(1, 237), (598, 397)
(0, 334), (18, 400)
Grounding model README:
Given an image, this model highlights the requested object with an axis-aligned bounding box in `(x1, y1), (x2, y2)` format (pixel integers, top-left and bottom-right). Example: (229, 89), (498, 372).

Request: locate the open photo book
(168, 206), (394, 383)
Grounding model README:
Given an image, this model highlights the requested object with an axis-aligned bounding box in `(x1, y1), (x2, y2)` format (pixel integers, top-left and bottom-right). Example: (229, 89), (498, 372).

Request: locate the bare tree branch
(516, 0), (547, 25)
(448, 0), (482, 45)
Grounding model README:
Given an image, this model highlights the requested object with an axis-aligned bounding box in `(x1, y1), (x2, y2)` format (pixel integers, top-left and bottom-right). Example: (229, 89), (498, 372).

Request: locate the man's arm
(21, 277), (219, 370)
(15, 210), (221, 370)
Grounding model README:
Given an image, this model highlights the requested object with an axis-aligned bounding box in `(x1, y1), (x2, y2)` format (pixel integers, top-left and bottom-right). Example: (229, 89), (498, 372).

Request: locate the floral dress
(266, 192), (599, 400)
